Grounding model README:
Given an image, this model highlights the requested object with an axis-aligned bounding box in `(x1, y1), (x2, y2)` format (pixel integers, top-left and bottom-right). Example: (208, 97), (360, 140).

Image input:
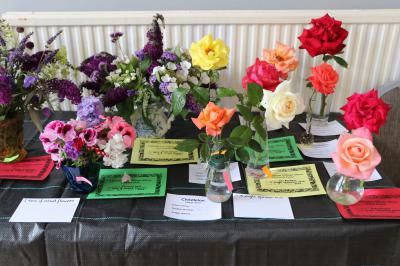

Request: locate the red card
(336, 188), (400, 219)
(0, 155), (54, 181)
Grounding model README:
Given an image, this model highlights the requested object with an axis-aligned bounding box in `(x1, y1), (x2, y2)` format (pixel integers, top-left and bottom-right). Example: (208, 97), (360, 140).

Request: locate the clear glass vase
(311, 92), (332, 124)
(0, 115), (27, 163)
(326, 173), (365, 205)
(299, 109), (314, 146)
(130, 103), (172, 138)
(245, 121), (270, 179)
(205, 154), (232, 203)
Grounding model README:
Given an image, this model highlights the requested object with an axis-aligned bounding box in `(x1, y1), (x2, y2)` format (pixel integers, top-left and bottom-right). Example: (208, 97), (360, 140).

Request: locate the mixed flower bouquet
(40, 97), (136, 169)
(78, 14), (230, 135)
(0, 20), (81, 123)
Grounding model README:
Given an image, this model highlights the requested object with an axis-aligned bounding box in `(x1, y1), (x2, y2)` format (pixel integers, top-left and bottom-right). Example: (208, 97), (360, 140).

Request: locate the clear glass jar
(205, 154), (232, 203)
(311, 91), (332, 123)
(326, 173), (365, 205)
(130, 103), (172, 138)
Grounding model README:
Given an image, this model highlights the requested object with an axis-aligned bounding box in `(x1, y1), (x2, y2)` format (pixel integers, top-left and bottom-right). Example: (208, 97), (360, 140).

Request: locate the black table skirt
(0, 112), (399, 266)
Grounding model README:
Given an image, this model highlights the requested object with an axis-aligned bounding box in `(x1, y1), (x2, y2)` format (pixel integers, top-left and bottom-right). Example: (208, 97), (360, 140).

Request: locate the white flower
(115, 69), (122, 74)
(181, 83), (190, 90)
(170, 77), (177, 83)
(130, 73), (136, 80)
(176, 70), (188, 81)
(166, 62), (177, 70)
(200, 72), (210, 84)
(152, 66), (166, 75)
(102, 134), (128, 168)
(123, 78), (131, 84)
(167, 82), (178, 92)
(114, 82), (121, 88)
(188, 76), (199, 85)
(180, 61), (191, 71)
(161, 74), (172, 83)
(261, 80), (304, 130)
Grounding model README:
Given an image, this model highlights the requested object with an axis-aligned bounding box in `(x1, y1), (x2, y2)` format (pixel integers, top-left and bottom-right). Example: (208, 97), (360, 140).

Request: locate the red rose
(298, 13), (348, 57)
(341, 89), (390, 134)
(307, 63), (339, 95)
(242, 58), (282, 91)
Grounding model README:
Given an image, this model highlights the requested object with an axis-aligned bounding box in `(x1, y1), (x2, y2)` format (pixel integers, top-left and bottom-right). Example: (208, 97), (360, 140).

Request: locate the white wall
(2, 10), (400, 111)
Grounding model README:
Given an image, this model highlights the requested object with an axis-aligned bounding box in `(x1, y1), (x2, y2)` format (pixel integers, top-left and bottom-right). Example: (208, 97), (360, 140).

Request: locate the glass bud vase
(245, 123), (270, 179)
(61, 162), (101, 194)
(299, 109), (314, 146)
(326, 173), (365, 205)
(130, 103), (172, 138)
(311, 92), (332, 124)
(0, 115), (27, 163)
(205, 154), (232, 203)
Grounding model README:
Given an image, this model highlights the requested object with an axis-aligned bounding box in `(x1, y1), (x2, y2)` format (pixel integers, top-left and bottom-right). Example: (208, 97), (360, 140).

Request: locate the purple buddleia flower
(149, 75), (157, 86)
(16, 27), (24, 33)
(134, 49), (145, 61)
(110, 32), (123, 43)
(23, 76), (38, 88)
(127, 90), (136, 97)
(102, 87), (128, 107)
(64, 141), (80, 160)
(47, 79), (82, 105)
(0, 75), (12, 105)
(46, 30), (62, 45)
(161, 51), (177, 62)
(143, 14), (164, 62)
(77, 96), (105, 127)
(21, 51), (49, 72)
(42, 49), (59, 65)
(185, 94), (202, 115)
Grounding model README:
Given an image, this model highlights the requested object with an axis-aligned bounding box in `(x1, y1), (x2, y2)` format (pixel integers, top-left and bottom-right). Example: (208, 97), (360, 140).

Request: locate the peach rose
(307, 63), (339, 95)
(263, 42), (299, 78)
(331, 127), (381, 180)
(192, 102), (235, 136)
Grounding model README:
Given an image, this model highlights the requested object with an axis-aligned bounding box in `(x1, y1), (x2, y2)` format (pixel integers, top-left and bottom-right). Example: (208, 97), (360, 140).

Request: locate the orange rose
(192, 102), (235, 136)
(307, 63), (339, 95)
(263, 42), (299, 78)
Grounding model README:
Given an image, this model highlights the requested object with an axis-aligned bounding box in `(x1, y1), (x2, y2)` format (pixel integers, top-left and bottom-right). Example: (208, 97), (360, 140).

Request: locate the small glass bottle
(326, 173), (365, 205)
(205, 154), (232, 203)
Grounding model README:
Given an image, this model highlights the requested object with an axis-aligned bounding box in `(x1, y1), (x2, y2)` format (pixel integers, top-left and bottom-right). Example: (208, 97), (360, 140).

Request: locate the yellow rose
(189, 34), (229, 71)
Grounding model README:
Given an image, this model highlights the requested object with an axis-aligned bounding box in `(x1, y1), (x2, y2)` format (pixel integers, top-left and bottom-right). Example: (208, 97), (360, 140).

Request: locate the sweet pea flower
(192, 102), (235, 137)
(331, 127), (381, 180)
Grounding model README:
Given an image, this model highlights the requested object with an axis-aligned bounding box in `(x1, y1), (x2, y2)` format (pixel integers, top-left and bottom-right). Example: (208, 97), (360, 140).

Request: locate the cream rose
(261, 80), (304, 129)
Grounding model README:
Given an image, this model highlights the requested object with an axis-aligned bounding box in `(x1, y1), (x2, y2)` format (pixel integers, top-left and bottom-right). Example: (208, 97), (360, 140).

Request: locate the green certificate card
(87, 168), (167, 199)
(269, 136), (303, 162)
(130, 138), (198, 165)
(246, 164), (326, 197)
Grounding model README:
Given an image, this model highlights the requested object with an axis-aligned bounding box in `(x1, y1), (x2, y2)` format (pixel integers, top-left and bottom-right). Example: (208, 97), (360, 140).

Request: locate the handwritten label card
(299, 120), (347, 136)
(297, 139), (338, 159)
(336, 188), (400, 219)
(10, 198), (80, 223)
(323, 162), (382, 182)
(163, 193), (221, 221)
(189, 162), (241, 184)
(233, 193), (294, 219)
(131, 138), (198, 165)
(246, 164), (326, 197)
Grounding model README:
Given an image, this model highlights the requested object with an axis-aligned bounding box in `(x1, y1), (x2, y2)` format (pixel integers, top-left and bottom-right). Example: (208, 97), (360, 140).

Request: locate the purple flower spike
(0, 75), (12, 105)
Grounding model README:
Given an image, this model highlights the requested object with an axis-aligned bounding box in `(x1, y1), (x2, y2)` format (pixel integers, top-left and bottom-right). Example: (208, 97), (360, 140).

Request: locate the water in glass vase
(326, 173), (365, 205)
(311, 92), (332, 124)
(205, 154), (232, 203)
(246, 128), (270, 179)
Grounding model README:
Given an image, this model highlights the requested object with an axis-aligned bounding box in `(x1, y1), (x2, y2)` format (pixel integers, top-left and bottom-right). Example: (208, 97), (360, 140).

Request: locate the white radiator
(2, 10), (400, 111)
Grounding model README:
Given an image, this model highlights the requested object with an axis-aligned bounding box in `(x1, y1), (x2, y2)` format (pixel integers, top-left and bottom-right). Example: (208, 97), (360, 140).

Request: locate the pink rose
(331, 127), (381, 180)
(107, 121), (136, 148)
(79, 128), (97, 146)
(242, 58), (282, 92)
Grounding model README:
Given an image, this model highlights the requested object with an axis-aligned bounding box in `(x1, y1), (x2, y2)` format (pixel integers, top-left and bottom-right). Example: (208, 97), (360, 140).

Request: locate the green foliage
(175, 139), (200, 152)
(191, 86), (210, 106)
(171, 87), (189, 116)
(246, 83), (263, 106)
(216, 87), (237, 98)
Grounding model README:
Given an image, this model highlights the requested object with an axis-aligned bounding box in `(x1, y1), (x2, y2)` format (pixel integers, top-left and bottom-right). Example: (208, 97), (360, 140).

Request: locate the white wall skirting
(2, 10), (400, 111)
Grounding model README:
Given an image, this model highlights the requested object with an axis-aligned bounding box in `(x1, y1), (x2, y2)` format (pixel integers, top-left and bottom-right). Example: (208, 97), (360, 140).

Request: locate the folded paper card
(299, 120), (347, 136)
(246, 164), (326, 197)
(0, 156), (54, 181)
(189, 162), (241, 184)
(233, 193), (294, 219)
(131, 138), (198, 165)
(323, 162), (382, 182)
(87, 168), (167, 199)
(10, 198), (80, 223)
(269, 136), (303, 162)
(297, 139), (338, 159)
(336, 188), (400, 219)
(163, 193), (221, 221)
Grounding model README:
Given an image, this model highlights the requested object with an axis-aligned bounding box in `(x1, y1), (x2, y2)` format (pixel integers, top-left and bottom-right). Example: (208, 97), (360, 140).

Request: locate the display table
(0, 112), (399, 266)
